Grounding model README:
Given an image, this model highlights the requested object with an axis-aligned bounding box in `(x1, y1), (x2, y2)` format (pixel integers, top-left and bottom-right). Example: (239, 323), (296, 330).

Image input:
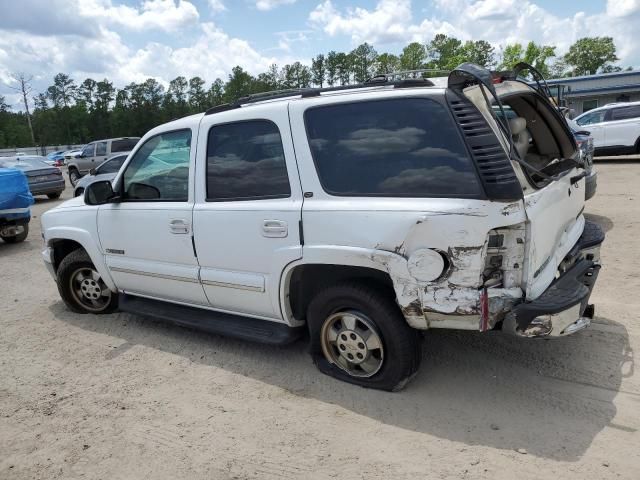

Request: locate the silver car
(73, 152), (129, 197)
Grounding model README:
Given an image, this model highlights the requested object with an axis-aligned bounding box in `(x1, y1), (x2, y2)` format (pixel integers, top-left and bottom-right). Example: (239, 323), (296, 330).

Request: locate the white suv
(574, 101), (640, 155)
(41, 63), (604, 391)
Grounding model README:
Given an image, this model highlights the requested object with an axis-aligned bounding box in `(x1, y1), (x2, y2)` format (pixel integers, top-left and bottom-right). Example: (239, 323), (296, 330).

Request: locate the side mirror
(127, 182), (161, 200)
(85, 180), (117, 205)
(89, 168), (96, 176)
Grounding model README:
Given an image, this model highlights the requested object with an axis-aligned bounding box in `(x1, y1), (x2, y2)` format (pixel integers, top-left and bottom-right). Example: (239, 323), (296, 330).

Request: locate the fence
(0, 145), (85, 157)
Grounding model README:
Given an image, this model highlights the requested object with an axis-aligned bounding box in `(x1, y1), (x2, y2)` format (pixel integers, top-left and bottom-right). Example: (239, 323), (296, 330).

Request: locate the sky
(1, 0), (639, 110)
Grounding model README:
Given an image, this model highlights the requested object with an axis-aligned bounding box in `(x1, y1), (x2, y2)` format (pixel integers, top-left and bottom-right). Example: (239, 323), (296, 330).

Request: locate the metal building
(546, 70), (640, 116)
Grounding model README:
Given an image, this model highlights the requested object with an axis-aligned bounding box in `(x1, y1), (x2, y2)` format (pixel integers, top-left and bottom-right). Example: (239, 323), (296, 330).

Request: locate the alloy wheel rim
(320, 310), (384, 378)
(69, 267), (112, 312)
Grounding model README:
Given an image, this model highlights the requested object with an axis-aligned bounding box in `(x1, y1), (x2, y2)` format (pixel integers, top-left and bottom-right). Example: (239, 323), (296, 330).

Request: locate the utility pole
(8, 73), (36, 146)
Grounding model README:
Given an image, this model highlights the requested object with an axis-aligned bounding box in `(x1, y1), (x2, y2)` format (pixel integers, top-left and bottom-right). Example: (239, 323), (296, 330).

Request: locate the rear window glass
(112, 138), (140, 152)
(610, 105), (640, 121)
(304, 98), (481, 197)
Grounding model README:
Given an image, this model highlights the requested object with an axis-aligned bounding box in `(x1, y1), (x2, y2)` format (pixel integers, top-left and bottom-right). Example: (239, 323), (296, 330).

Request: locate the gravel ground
(1, 162), (639, 479)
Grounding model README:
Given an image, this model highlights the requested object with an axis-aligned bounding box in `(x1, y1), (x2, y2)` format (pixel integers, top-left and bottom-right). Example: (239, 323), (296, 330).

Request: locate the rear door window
(304, 98), (482, 197)
(610, 105), (640, 121)
(206, 120), (291, 201)
(96, 142), (107, 156)
(112, 138), (140, 152)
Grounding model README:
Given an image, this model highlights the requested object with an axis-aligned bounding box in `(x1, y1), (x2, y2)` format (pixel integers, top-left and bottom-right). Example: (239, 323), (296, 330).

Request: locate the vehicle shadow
(50, 302), (634, 462)
(584, 212), (614, 233)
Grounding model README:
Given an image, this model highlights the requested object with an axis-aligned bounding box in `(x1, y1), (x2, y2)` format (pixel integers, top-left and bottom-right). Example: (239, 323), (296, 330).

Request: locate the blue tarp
(0, 168), (34, 220)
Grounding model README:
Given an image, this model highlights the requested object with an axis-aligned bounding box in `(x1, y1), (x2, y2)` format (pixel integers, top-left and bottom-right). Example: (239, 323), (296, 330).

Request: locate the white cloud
(78, 0), (200, 32)
(208, 0), (226, 13)
(309, 0), (640, 67)
(121, 23), (280, 84)
(255, 0), (297, 11)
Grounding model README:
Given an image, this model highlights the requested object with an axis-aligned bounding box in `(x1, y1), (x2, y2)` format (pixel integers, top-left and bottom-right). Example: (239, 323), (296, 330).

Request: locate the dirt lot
(1, 162), (639, 479)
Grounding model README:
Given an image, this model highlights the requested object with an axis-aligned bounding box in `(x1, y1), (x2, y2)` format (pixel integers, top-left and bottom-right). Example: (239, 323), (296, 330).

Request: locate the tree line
(0, 35), (626, 149)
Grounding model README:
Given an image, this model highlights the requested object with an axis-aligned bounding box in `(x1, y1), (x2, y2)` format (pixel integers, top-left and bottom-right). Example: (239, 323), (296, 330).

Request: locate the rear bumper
(30, 179), (65, 195)
(504, 220), (604, 337)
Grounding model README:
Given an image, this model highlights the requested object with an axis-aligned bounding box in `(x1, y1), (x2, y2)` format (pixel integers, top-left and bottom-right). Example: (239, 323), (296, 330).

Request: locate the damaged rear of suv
(41, 62), (604, 392)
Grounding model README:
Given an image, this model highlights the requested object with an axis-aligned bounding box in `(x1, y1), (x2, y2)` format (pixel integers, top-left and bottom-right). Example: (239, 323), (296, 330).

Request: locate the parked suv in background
(41, 63), (604, 391)
(73, 152), (130, 197)
(67, 137), (139, 186)
(574, 101), (640, 155)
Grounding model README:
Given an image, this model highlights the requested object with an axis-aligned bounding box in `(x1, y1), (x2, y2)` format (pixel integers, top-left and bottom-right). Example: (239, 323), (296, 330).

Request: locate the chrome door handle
(262, 220), (287, 238)
(169, 219), (190, 234)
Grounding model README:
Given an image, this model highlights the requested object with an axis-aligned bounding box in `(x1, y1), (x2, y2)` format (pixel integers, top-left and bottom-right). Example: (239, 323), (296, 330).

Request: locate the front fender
(46, 226), (115, 291)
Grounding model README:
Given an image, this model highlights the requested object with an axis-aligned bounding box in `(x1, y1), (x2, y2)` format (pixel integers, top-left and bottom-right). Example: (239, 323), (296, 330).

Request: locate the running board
(119, 294), (303, 345)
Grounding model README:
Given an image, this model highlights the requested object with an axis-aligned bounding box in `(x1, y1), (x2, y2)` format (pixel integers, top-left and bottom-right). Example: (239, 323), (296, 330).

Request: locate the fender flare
(47, 226), (116, 291)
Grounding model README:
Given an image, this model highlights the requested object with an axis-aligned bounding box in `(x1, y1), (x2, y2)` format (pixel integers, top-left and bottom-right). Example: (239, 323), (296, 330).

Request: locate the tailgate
(523, 168), (585, 300)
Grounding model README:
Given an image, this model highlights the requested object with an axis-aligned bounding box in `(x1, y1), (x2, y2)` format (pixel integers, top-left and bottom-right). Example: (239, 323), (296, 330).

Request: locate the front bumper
(504, 220), (604, 337)
(42, 246), (56, 280)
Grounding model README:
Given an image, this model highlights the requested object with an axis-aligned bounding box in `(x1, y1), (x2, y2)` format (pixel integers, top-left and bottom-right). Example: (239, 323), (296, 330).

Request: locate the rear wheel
(1, 224), (29, 244)
(57, 249), (118, 314)
(47, 192), (61, 199)
(308, 282), (422, 391)
(69, 168), (80, 186)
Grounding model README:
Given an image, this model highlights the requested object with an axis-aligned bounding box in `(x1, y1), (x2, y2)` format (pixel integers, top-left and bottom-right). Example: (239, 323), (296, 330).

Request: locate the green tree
(350, 43), (378, 83)
(208, 78), (225, 106)
(335, 52), (351, 85)
(399, 42), (427, 71)
(460, 40), (495, 68)
(427, 34), (463, 71)
(224, 66), (255, 101)
(499, 41), (556, 77)
(564, 37), (619, 76)
(311, 54), (326, 87)
(325, 51), (339, 86)
(187, 76), (208, 112)
(376, 53), (400, 74)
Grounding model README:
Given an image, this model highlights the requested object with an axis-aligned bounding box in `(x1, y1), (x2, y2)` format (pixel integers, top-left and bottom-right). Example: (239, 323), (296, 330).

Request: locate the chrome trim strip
(109, 266), (199, 284)
(201, 279), (264, 292)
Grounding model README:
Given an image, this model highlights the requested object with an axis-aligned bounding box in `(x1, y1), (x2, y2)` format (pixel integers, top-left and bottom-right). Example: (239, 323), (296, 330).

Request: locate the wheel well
(74, 187), (84, 197)
(288, 264), (395, 321)
(50, 239), (85, 272)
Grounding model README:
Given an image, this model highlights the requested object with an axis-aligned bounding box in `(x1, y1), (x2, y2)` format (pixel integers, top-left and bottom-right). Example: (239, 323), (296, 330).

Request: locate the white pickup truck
(41, 63), (604, 391)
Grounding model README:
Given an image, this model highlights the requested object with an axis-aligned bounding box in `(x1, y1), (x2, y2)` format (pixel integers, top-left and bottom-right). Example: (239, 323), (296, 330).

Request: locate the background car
(0, 167), (33, 243)
(0, 156), (65, 199)
(63, 149), (82, 165)
(68, 137), (139, 186)
(46, 150), (65, 163)
(73, 152), (130, 197)
(574, 101), (640, 155)
(566, 118), (597, 200)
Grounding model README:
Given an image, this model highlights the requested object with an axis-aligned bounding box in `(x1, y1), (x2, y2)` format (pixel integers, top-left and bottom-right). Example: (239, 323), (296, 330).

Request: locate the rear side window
(96, 141), (107, 156)
(610, 105), (640, 121)
(304, 98), (482, 197)
(206, 120), (291, 201)
(112, 138), (140, 153)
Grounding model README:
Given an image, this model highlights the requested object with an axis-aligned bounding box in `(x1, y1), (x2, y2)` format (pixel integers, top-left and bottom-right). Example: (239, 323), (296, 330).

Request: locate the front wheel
(1, 224), (29, 243)
(57, 249), (118, 314)
(308, 282), (422, 391)
(68, 168), (80, 186)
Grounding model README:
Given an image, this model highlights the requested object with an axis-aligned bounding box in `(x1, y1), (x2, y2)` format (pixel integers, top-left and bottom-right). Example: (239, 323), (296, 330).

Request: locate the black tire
(1, 224), (29, 244)
(307, 282), (422, 391)
(69, 168), (80, 187)
(56, 249), (118, 314)
(47, 192), (62, 199)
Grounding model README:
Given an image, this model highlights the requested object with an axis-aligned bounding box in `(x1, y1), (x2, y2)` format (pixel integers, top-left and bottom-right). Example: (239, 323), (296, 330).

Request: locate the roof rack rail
(203, 75), (438, 115)
(371, 69), (450, 81)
